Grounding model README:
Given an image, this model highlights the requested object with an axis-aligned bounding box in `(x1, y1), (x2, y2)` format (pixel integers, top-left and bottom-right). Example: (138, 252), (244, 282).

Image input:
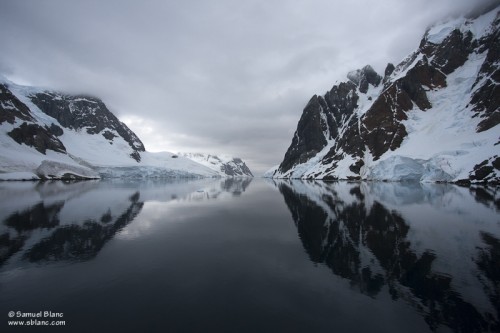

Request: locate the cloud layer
(0, 0), (496, 173)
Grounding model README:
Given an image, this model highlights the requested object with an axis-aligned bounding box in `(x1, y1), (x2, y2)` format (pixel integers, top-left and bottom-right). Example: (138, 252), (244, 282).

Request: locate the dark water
(0, 178), (498, 333)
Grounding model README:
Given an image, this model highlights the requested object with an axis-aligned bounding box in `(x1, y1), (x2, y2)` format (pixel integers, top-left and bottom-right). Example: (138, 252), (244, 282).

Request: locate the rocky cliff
(270, 6), (500, 184)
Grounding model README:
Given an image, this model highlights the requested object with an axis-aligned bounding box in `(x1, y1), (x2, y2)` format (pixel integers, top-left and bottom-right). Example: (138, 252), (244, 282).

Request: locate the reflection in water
(220, 177), (253, 196)
(274, 180), (500, 333)
(24, 192), (143, 262)
(185, 177), (253, 200)
(0, 178), (252, 267)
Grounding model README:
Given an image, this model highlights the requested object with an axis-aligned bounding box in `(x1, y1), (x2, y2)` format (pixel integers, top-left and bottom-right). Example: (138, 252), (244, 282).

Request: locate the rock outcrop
(29, 92), (145, 162)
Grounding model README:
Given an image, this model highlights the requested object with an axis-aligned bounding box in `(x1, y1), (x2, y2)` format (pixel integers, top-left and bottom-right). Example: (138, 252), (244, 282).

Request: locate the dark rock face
(421, 29), (476, 74)
(1, 84), (67, 155)
(325, 82), (359, 119)
(279, 95), (330, 173)
(470, 156), (500, 183)
(29, 92), (145, 162)
(470, 14), (500, 132)
(384, 63), (395, 82)
(49, 123), (64, 136)
(0, 84), (34, 125)
(362, 58), (446, 159)
(347, 65), (382, 93)
(7, 122), (66, 154)
(102, 130), (117, 141)
(279, 64), (386, 175)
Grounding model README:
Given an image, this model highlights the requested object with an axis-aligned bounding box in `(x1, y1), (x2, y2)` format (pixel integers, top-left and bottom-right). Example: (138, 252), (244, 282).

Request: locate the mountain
(269, 6), (500, 184)
(180, 153), (253, 177)
(0, 79), (252, 180)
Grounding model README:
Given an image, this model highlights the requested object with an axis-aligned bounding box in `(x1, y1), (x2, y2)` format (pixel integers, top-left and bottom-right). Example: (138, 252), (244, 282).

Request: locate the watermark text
(7, 311), (65, 327)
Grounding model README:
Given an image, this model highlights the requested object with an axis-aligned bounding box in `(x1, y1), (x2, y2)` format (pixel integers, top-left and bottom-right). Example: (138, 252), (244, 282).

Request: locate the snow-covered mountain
(268, 5), (500, 184)
(179, 153), (253, 177)
(0, 78), (252, 180)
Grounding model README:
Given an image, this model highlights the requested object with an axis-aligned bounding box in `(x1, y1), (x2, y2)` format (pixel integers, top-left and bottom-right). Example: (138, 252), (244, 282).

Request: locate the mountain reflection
(275, 180), (500, 333)
(24, 191), (143, 262)
(220, 177), (253, 196)
(0, 178), (252, 267)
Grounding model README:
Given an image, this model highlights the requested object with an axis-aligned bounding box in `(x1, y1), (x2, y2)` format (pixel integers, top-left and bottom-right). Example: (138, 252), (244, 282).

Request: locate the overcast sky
(0, 0), (496, 174)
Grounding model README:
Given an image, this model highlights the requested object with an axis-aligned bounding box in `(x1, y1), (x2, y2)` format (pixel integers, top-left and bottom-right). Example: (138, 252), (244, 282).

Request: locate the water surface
(0, 178), (498, 332)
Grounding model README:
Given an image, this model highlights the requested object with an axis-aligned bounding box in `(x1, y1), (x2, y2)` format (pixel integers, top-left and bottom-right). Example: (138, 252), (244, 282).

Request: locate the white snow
(462, 7), (498, 39)
(35, 160), (99, 179)
(426, 17), (466, 44)
(263, 165), (279, 178)
(424, 8), (496, 46)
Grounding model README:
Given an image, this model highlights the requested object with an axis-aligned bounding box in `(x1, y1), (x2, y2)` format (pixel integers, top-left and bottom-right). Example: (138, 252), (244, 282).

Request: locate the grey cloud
(0, 0), (496, 174)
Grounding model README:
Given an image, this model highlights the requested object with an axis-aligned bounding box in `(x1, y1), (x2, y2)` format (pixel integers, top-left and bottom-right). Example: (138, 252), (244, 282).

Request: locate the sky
(0, 0), (497, 174)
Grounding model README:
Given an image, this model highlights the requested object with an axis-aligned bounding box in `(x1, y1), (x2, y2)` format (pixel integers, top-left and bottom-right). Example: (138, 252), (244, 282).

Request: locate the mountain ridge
(268, 6), (500, 184)
(179, 152), (254, 177)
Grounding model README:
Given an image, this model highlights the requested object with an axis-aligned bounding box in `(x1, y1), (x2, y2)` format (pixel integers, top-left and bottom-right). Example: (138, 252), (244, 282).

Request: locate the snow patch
(426, 17), (465, 44)
(36, 160), (100, 180)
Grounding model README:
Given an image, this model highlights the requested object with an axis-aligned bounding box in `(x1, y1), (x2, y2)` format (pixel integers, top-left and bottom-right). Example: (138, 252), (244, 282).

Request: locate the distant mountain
(180, 153), (253, 177)
(0, 79), (252, 180)
(268, 5), (500, 184)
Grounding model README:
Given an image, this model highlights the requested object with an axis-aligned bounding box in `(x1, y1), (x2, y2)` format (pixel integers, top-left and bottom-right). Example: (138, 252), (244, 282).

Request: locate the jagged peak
(382, 63), (396, 85)
(304, 94), (319, 108)
(347, 65), (382, 93)
(383, 63), (395, 79)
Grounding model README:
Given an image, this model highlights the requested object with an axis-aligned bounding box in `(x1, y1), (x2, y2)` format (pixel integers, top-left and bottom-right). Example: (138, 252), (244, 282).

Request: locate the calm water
(0, 178), (498, 333)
